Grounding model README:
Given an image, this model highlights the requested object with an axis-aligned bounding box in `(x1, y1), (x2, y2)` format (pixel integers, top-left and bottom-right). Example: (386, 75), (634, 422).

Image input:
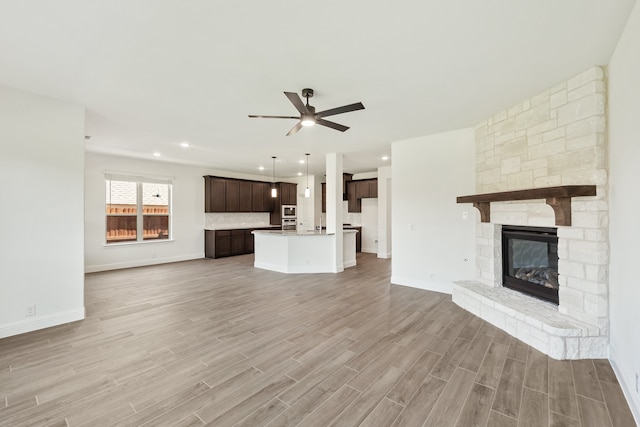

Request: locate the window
(105, 174), (171, 244)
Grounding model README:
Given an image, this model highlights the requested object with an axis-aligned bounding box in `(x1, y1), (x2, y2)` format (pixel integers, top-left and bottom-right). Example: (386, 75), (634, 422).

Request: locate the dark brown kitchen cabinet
(205, 227), (279, 258)
(342, 173), (353, 201)
(244, 229), (255, 253)
(231, 230), (245, 255)
(346, 178), (378, 212)
(252, 182), (271, 212)
(207, 177), (226, 212)
(205, 229), (231, 258)
(225, 180), (240, 212)
(355, 179), (378, 199)
(370, 179), (378, 198)
(238, 180), (252, 212)
(355, 180), (370, 199)
(205, 176), (272, 213)
(347, 180), (359, 212)
(280, 182), (297, 205)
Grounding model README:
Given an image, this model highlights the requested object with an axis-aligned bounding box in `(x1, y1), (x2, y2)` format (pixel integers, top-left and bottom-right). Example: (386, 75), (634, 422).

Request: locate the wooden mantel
(456, 185), (597, 226)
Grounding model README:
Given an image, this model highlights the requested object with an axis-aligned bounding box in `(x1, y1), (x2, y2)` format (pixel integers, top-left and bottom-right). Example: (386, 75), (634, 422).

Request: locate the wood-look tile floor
(0, 254), (635, 426)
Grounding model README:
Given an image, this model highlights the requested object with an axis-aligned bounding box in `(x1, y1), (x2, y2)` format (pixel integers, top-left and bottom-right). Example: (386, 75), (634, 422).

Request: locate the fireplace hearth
(502, 225), (559, 304)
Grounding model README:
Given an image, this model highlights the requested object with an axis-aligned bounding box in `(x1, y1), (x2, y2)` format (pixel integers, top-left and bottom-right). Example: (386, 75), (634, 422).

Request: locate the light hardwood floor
(0, 254), (635, 426)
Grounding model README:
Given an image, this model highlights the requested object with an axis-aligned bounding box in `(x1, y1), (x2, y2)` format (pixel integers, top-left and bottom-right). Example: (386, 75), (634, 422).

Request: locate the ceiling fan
(248, 88), (365, 136)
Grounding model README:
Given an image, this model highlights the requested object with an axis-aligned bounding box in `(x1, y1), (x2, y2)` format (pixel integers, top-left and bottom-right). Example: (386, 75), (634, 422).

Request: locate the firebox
(502, 225), (559, 304)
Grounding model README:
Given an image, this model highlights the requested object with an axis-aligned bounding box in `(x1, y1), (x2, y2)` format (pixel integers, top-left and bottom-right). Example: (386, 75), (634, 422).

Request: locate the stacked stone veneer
(452, 66), (609, 359)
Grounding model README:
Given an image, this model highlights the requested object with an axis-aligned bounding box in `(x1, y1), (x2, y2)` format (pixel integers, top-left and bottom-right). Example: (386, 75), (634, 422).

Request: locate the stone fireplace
(452, 66), (609, 359)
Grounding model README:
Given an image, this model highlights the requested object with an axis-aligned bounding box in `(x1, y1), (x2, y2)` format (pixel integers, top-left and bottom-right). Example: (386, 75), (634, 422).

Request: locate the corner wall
(0, 85), (85, 338)
(391, 128), (476, 294)
(608, 0), (640, 420)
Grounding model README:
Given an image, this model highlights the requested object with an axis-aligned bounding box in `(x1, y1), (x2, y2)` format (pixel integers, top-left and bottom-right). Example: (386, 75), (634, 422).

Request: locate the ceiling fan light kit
(249, 88), (364, 136)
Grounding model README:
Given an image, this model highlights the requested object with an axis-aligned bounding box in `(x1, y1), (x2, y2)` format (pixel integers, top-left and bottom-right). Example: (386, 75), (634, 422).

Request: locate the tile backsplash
(205, 212), (271, 229)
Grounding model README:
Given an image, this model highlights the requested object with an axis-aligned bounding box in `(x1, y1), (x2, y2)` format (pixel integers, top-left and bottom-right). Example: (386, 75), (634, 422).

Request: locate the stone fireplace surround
(452, 66), (609, 359)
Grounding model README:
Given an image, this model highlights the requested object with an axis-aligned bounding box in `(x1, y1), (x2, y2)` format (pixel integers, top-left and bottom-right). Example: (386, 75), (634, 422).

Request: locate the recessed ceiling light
(299, 159), (305, 164)
(297, 172), (303, 176)
(180, 142), (190, 148)
(258, 166), (265, 171)
(153, 152), (161, 157)
(382, 156), (389, 161)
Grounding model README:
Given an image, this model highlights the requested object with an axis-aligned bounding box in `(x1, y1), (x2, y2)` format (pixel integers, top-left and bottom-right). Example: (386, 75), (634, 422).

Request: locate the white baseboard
(254, 261), (346, 274)
(0, 307), (85, 339)
(377, 251), (392, 259)
(344, 259), (356, 268)
(609, 344), (640, 425)
(390, 275), (452, 295)
(85, 253), (203, 273)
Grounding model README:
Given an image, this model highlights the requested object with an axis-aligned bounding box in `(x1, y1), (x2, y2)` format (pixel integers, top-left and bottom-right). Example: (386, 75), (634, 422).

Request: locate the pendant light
(304, 153), (311, 198)
(271, 156), (277, 198)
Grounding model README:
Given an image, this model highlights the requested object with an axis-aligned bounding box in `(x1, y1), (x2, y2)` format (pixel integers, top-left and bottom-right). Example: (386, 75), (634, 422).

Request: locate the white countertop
(252, 229), (357, 236)
(204, 225), (279, 231)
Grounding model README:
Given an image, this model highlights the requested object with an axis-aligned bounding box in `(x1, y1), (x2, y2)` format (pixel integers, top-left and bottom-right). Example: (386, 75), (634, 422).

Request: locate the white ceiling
(0, 1), (635, 178)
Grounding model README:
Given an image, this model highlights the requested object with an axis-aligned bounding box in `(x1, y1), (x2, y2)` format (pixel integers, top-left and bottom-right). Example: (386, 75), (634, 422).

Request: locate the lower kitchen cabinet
(231, 230), (245, 255)
(205, 227), (279, 259)
(205, 230), (230, 258)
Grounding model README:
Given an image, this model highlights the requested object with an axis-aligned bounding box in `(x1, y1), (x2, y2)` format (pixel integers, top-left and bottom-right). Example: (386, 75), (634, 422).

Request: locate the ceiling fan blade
(248, 115), (299, 119)
(315, 102), (364, 118)
(316, 118), (349, 132)
(284, 92), (310, 115)
(286, 122), (303, 136)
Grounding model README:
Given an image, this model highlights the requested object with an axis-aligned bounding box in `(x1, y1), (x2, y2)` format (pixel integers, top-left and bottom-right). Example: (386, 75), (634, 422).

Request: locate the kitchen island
(252, 229), (357, 273)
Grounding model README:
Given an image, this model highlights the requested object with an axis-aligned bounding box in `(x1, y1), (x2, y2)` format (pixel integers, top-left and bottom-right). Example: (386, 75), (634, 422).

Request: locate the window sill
(104, 239), (174, 247)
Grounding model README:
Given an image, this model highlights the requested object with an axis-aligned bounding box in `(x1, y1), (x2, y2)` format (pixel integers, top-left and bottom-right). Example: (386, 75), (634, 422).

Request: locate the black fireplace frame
(501, 225), (559, 304)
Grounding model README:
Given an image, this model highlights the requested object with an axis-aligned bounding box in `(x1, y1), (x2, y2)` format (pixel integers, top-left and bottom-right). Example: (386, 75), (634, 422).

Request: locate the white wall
(391, 128), (476, 294)
(361, 198), (378, 253)
(377, 165), (392, 258)
(0, 85), (85, 338)
(608, 0), (640, 420)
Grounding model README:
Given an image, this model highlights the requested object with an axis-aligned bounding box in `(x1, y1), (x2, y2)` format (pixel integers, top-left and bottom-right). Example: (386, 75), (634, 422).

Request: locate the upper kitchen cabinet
(225, 179), (240, 212)
(342, 173), (353, 201)
(238, 180), (252, 212)
(280, 182), (297, 205)
(347, 180), (359, 212)
(204, 176), (271, 213)
(251, 181), (271, 212)
(205, 176), (226, 212)
(355, 179), (378, 199)
(347, 178), (378, 213)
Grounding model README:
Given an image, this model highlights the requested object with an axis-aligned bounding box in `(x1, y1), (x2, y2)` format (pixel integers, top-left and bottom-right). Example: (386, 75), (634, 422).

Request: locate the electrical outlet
(26, 304), (36, 316)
